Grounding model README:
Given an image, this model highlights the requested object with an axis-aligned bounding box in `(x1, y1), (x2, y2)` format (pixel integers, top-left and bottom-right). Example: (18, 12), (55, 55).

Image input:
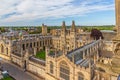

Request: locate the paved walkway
(0, 59), (44, 80)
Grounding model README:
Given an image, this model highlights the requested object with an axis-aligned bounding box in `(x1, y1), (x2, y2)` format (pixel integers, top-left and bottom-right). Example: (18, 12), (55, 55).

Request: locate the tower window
(50, 61), (54, 74)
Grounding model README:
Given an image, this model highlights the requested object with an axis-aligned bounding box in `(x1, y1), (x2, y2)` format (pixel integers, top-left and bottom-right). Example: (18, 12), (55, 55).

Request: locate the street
(0, 58), (43, 80)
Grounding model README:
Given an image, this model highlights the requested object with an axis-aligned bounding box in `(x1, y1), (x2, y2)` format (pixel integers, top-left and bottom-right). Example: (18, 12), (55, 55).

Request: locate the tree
(90, 29), (104, 40)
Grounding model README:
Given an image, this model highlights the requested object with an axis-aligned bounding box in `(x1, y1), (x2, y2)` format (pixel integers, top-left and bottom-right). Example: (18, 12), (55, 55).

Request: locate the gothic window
(78, 72), (84, 80)
(37, 42), (39, 47)
(34, 42), (36, 47)
(40, 41), (42, 46)
(60, 61), (70, 80)
(30, 43), (32, 48)
(22, 44), (25, 50)
(50, 61), (54, 74)
(6, 48), (8, 54)
(1, 45), (4, 53)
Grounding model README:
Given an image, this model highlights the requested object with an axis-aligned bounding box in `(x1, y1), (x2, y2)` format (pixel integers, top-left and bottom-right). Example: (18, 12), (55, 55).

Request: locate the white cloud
(0, 0), (114, 23)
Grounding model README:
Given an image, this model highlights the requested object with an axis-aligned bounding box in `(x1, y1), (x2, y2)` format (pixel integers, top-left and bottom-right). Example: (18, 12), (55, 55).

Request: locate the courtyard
(35, 50), (46, 60)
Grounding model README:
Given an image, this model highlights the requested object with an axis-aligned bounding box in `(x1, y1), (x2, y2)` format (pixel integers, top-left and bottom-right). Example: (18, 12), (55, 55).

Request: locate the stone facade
(0, 21), (103, 80)
(0, 8), (119, 80)
(93, 0), (120, 79)
(0, 39), (12, 60)
(46, 39), (102, 80)
(42, 24), (48, 36)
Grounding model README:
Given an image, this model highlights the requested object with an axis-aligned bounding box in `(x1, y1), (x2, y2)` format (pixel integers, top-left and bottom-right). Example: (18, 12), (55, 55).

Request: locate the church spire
(62, 21), (66, 31)
(71, 20), (76, 31)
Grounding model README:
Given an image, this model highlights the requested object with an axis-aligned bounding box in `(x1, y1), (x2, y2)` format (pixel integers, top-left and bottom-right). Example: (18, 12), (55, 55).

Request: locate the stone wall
(11, 55), (46, 79)
(11, 54), (23, 67)
(27, 57), (45, 78)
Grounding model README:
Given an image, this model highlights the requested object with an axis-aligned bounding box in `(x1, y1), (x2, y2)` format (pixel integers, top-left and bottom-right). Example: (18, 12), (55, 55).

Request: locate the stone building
(46, 39), (102, 80)
(0, 20), (102, 80)
(0, 0), (119, 79)
(42, 24), (48, 35)
(93, 0), (120, 80)
(52, 21), (90, 52)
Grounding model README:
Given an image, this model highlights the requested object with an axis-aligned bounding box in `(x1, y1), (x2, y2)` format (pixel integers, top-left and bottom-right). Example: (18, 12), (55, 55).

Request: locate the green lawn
(35, 50), (46, 60)
(1, 76), (13, 80)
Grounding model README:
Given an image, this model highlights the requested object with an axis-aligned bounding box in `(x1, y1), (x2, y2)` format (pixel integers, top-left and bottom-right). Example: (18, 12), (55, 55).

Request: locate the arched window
(40, 41), (42, 46)
(22, 44), (25, 50)
(78, 72), (84, 80)
(34, 42), (36, 47)
(37, 42), (39, 47)
(50, 61), (54, 74)
(60, 61), (70, 80)
(30, 43), (32, 48)
(1, 45), (4, 53)
(6, 48), (8, 54)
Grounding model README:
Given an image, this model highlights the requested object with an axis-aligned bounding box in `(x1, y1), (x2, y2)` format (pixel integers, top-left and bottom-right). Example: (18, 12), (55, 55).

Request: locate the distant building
(42, 24), (48, 35)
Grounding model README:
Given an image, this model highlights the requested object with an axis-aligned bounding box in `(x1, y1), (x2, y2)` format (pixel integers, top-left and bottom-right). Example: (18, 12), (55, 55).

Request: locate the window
(40, 41), (42, 46)
(37, 42), (39, 47)
(6, 48), (8, 54)
(78, 72), (84, 80)
(34, 42), (36, 47)
(30, 43), (32, 48)
(1, 45), (4, 53)
(60, 61), (70, 80)
(50, 61), (54, 74)
(22, 44), (25, 50)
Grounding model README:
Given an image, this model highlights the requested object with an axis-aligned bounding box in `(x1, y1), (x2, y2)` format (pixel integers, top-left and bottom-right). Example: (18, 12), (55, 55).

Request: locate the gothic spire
(62, 21), (66, 31)
(71, 20), (76, 31)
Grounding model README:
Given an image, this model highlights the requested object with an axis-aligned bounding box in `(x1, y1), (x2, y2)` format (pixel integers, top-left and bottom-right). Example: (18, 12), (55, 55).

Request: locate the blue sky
(0, 0), (115, 26)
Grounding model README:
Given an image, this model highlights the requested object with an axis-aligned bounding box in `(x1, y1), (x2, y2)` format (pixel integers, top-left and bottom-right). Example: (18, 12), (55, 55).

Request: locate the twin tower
(42, 20), (76, 35)
(61, 20), (76, 32)
(61, 21), (77, 52)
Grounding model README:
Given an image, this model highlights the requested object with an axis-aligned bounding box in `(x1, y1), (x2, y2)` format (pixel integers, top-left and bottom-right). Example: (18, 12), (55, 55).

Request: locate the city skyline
(0, 0), (115, 26)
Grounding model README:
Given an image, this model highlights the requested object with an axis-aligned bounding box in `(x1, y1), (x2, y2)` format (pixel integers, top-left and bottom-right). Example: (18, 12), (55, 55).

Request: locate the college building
(0, 0), (120, 80)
